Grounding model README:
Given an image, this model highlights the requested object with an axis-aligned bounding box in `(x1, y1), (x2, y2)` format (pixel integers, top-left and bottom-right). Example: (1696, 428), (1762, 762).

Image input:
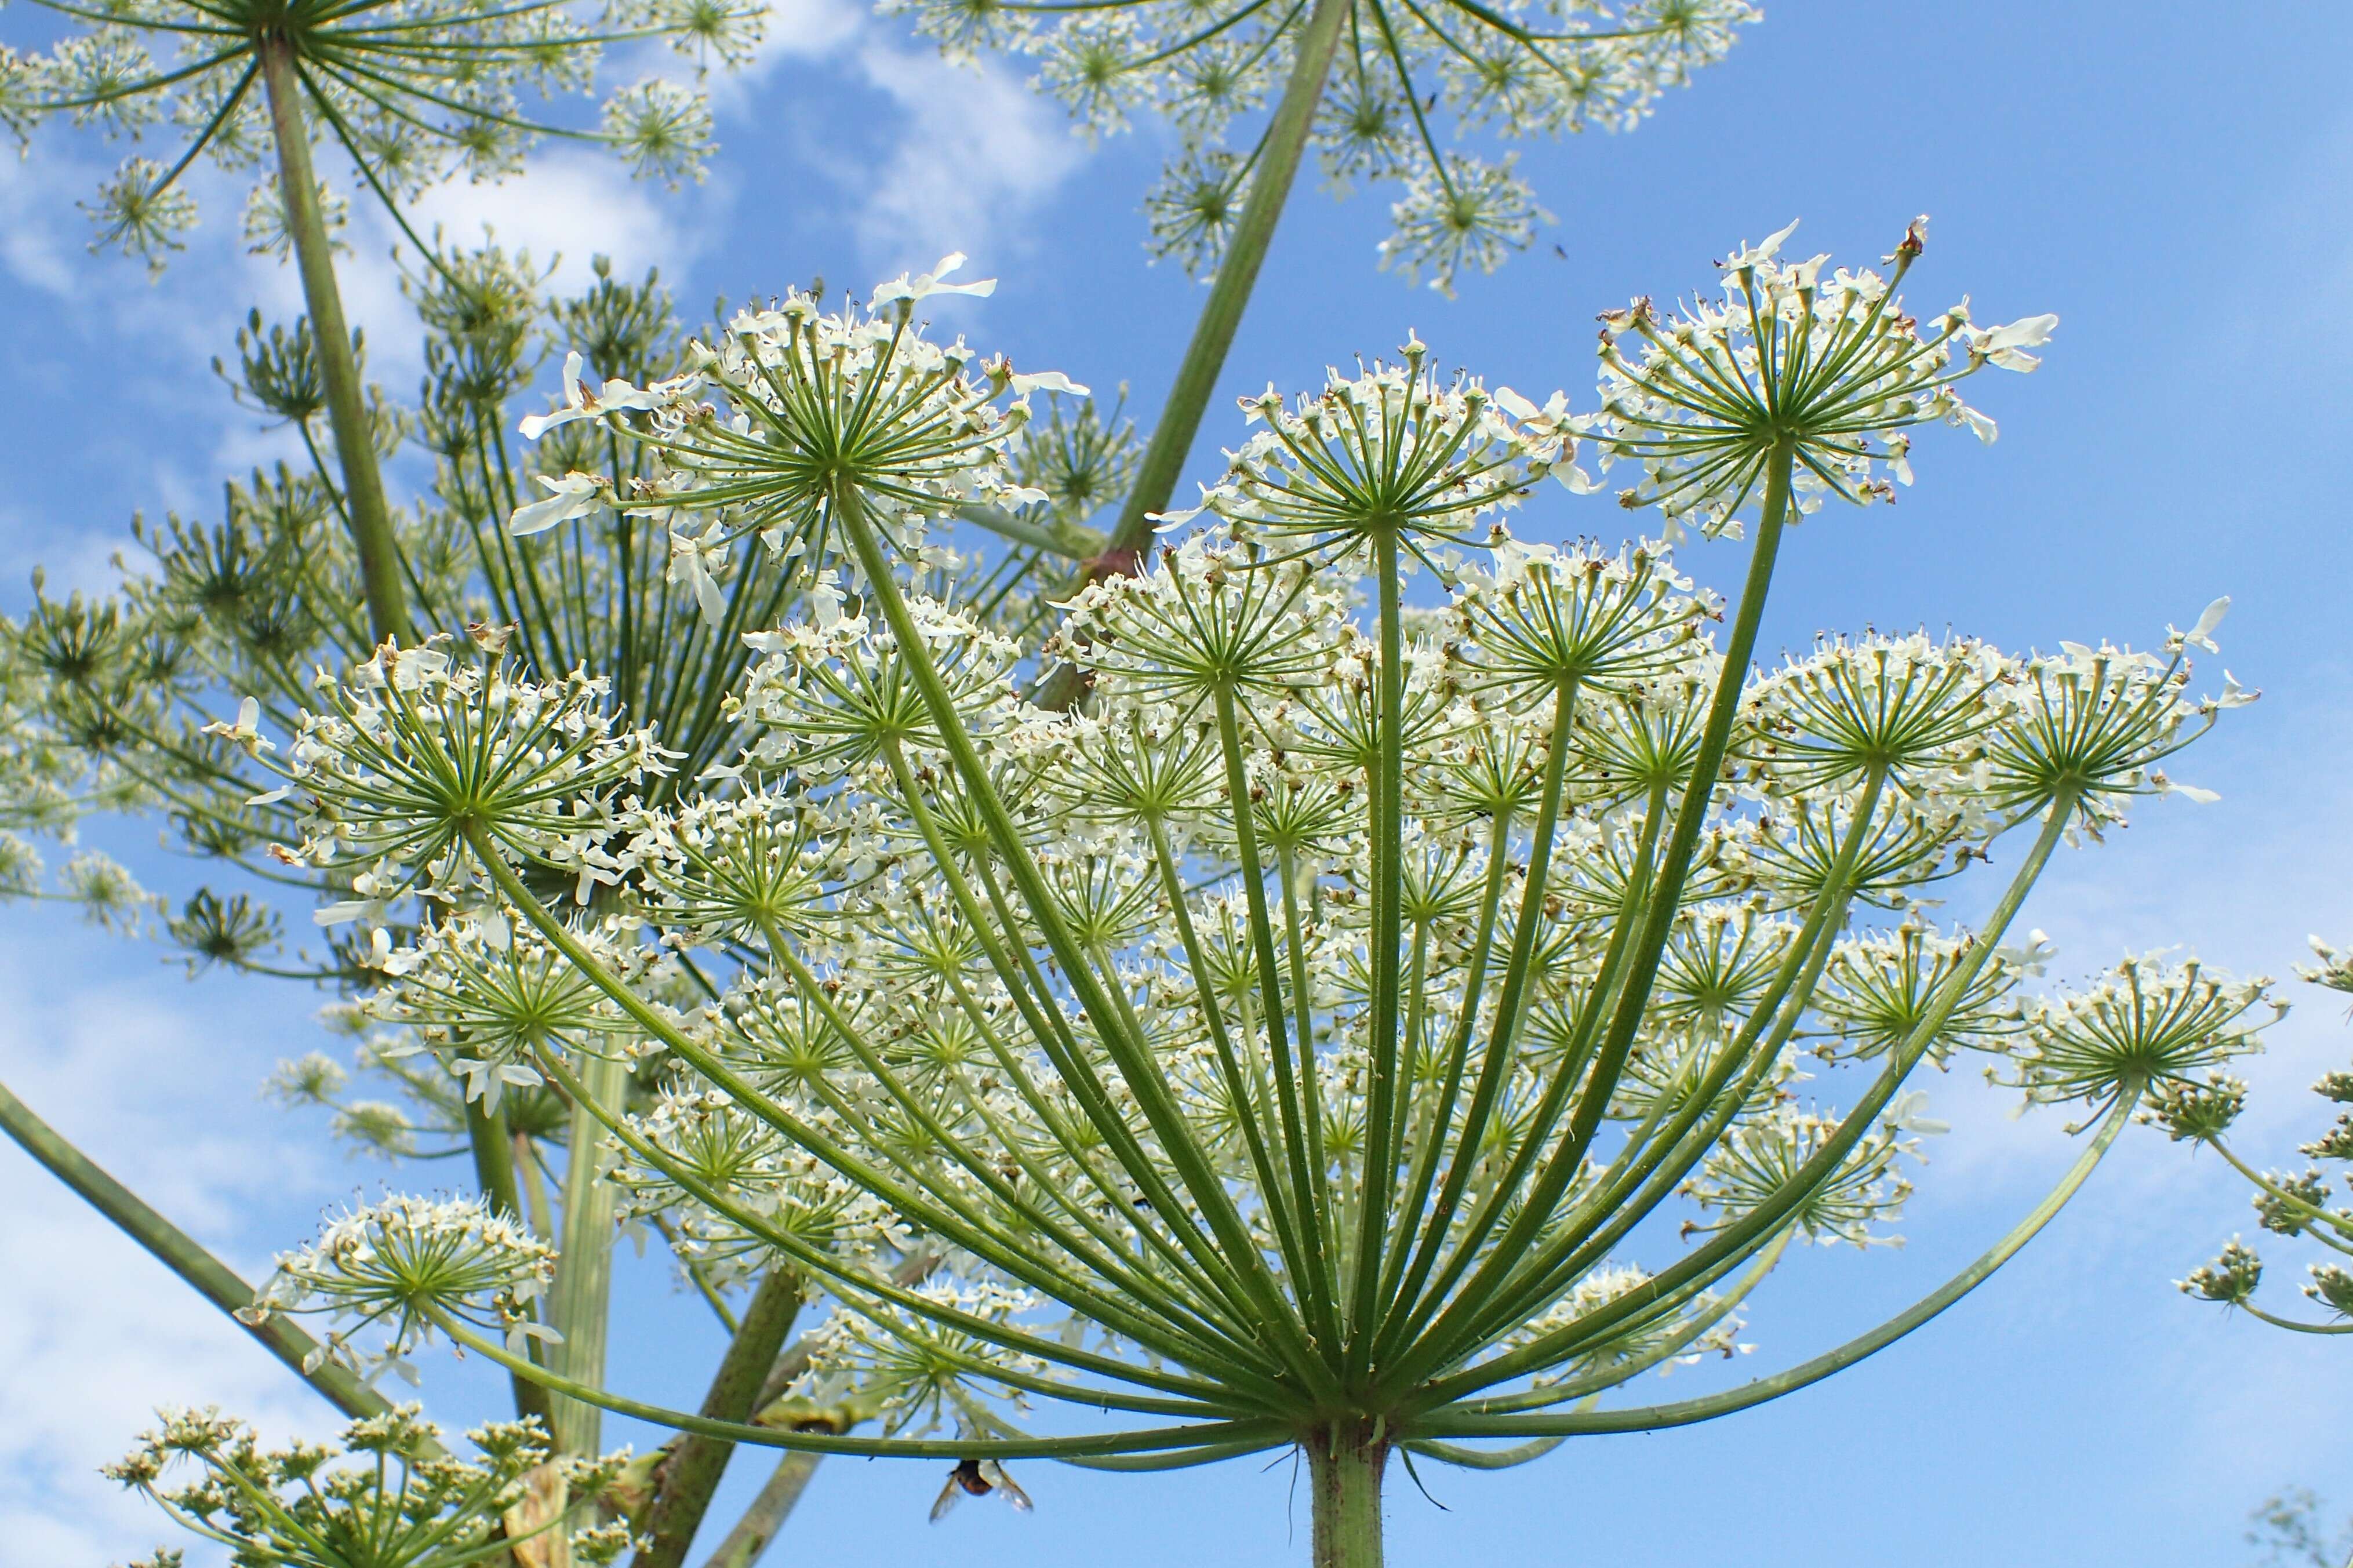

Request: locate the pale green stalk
(548, 1046), (628, 1455)
(1028, 0), (1352, 712)
(427, 1302), (1285, 1460)
(1308, 1425), (1387, 1568)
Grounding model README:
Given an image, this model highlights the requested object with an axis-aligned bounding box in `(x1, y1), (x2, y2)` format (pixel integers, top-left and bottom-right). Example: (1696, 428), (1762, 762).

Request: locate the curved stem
(1409, 1092), (2135, 1439)
(2211, 1139), (2353, 1247)
(1414, 795), (2078, 1407)
(1561, 443), (1795, 1152)
(2241, 1304), (2353, 1336)
(257, 35), (405, 645)
(430, 1309), (1284, 1461)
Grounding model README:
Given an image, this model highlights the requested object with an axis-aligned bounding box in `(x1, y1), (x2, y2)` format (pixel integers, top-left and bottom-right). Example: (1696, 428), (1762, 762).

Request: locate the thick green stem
(633, 1268), (805, 1568)
(1308, 1423), (1387, 1568)
(0, 1076), (400, 1428)
(1103, 0), (1352, 558)
(1037, 0), (1348, 711)
(256, 35), (406, 644)
(550, 1046), (629, 1454)
(699, 1453), (821, 1568)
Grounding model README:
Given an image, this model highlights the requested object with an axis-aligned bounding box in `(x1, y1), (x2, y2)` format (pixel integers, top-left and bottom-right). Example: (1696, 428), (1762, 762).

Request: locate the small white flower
(2169, 595), (2231, 654)
(870, 252), (997, 310)
(518, 350), (689, 441)
(201, 696), (274, 755)
(509, 471), (607, 535)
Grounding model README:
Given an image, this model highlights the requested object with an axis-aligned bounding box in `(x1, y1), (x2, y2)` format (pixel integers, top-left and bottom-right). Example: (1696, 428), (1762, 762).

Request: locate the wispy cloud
(0, 937), (350, 1564)
(846, 42), (1084, 268)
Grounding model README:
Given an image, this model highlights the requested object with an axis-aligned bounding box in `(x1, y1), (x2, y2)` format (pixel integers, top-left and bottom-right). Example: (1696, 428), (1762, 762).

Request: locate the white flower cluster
(365, 912), (659, 1110)
(7, 0), (756, 271)
(245, 1194), (558, 1378)
(248, 638), (673, 917)
(295, 530), (2260, 1433)
(511, 257), (1082, 630)
(1172, 336), (1590, 560)
(886, 0), (1758, 290)
(2001, 952), (2283, 1115)
(241, 242), (2265, 1464)
(1588, 217), (2058, 538)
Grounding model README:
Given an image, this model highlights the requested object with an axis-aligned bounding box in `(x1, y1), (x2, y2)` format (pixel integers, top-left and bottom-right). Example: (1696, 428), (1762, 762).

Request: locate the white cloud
(0, 944), (351, 1567)
(0, 155), (83, 297)
(0, 1172), (340, 1567)
(846, 42), (1085, 268)
(410, 154), (701, 298)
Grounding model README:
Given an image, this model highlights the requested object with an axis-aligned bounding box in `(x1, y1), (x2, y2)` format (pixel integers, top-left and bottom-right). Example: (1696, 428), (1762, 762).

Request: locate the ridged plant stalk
(550, 1046), (631, 1454)
(995, 0), (1361, 717)
(632, 1268), (805, 1568)
(1308, 1425), (1388, 1568)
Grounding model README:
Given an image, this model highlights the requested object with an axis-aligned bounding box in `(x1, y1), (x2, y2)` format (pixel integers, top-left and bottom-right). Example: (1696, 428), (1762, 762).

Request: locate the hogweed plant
(130, 222), (2276, 1567)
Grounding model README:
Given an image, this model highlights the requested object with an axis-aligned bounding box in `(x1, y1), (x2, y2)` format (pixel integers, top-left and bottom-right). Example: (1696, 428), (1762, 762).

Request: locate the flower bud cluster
(106, 1405), (635, 1568)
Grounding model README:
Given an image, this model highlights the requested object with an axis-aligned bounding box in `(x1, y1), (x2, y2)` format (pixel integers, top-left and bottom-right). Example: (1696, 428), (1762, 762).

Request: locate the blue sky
(4, 1), (2352, 1563)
